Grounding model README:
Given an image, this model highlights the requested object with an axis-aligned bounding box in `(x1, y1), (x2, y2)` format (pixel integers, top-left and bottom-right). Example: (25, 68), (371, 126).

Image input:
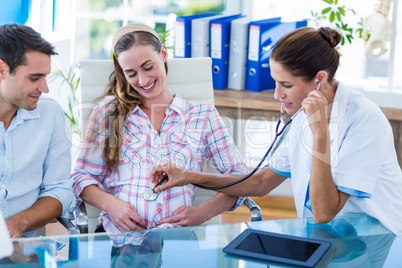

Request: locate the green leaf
(329, 11), (335, 22)
(322, 7), (332, 14)
(335, 0), (338, 4)
(63, 112), (73, 123)
(338, 7), (345, 16)
(50, 57), (81, 132)
(322, 0), (333, 4)
(346, 34), (353, 44)
(341, 36), (345, 45)
(355, 28), (365, 40)
(336, 12), (341, 22)
(75, 77), (81, 90)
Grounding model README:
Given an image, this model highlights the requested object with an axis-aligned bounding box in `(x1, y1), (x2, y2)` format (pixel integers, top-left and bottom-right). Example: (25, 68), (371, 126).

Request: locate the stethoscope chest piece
(143, 188), (158, 201)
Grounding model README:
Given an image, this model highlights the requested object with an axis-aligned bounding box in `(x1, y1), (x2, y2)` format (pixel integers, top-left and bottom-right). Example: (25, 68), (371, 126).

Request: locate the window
(29, 0), (74, 42)
(74, 0), (224, 62)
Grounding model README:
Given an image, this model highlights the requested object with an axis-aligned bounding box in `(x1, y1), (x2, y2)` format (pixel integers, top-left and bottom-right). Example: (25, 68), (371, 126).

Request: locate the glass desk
(1, 214), (400, 267)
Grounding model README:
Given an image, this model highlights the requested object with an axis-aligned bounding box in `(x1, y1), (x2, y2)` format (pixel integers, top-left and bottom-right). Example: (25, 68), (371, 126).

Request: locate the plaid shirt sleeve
(71, 99), (111, 197)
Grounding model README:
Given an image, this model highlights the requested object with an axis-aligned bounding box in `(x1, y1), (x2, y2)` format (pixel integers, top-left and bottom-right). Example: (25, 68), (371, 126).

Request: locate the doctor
(152, 27), (402, 236)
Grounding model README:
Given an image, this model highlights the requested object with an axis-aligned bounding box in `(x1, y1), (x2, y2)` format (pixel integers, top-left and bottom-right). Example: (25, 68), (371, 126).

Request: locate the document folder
(174, 13), (216, 58)
(210, 14), (243, 89)
(191, 14), (227, 58)
(246, 20), (307, 92)
(227, 16), (251, 90)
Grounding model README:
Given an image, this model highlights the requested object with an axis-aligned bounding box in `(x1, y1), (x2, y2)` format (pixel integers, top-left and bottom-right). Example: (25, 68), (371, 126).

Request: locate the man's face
(0, 51), (51, 112)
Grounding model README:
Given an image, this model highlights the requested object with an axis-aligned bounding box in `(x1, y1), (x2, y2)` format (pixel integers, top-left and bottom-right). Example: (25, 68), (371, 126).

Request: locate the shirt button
(155, 145), (160, 149)
(157, 203), (162, 208)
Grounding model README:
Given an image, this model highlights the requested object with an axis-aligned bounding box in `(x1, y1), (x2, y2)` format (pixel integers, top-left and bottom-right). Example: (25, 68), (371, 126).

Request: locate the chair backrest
(78, 57), (221, 231)
(78, 57), (215, 130)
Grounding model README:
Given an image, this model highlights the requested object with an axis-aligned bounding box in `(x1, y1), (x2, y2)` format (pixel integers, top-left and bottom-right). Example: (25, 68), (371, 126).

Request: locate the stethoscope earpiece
(315, 79), (321, 91)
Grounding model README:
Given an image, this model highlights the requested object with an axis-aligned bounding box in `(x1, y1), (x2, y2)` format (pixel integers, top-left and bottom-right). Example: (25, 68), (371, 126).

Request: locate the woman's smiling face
(117, 43), (168, 102)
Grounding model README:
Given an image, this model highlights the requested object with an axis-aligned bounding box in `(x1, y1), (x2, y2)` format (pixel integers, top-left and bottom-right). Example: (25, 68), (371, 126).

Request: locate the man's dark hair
(0, 23), (58, 74)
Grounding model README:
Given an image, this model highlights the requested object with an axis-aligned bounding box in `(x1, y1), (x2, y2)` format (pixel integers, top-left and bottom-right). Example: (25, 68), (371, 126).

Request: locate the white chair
(75, 57), (261, 233)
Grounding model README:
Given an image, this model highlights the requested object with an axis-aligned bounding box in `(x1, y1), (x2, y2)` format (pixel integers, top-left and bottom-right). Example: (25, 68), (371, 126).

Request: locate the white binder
(0, 212), (13, 259)
(191, 14), (225, 58)
(228, 16), (251, 90)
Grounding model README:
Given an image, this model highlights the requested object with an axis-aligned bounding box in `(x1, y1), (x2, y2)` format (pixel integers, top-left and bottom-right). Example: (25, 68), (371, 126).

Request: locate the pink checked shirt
(71, 94), (247, 233)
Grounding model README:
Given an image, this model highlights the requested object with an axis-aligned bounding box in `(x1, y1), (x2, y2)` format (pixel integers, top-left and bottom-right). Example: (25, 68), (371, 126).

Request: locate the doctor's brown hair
(271, 27), (341, 82)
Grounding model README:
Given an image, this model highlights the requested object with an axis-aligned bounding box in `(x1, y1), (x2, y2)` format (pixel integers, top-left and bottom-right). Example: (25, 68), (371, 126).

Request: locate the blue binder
(174, 13), (216, 58)
(210, 14), (244, 89)
(245, 20), (307, 92)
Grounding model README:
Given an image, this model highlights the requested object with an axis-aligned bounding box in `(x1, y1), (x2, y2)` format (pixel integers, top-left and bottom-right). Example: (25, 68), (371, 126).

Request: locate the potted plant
(309, 0), (367, 47)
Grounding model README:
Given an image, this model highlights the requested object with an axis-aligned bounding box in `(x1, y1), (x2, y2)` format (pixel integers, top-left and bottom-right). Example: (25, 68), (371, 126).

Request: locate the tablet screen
(235, 231), (319, 262)
(223, 229), (331, 267)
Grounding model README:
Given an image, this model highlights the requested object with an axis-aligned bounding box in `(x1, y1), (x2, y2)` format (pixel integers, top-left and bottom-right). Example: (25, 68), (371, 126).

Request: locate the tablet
(223, 229), (331, 267)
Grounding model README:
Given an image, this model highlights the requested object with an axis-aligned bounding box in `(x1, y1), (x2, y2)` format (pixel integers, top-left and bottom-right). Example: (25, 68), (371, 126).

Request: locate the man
(0, 23), (74, 238)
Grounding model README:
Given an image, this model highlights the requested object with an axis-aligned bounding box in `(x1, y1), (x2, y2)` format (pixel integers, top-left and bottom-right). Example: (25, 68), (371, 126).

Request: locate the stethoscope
(144, 81), (320, 201)
(143, 104), (304, 201)
(193, 104), (304, 190)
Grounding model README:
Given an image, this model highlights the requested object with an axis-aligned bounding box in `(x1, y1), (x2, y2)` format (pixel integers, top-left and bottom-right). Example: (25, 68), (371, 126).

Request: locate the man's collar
(3, 108), (40, 132)
(16, 107), (41, 121)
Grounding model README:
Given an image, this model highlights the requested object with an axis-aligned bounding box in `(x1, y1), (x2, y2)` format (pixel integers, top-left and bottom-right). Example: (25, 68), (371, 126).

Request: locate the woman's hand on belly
(106, 196), (147, 232)
(155, 206), (207, 227)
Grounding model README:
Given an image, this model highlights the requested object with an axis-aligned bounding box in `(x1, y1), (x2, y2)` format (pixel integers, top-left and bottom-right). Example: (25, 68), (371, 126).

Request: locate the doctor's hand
(302, 89), (329, 135)
(156, 206), (207, 227)
(151, 163), (192, 192)
(105, 196), (147, 232)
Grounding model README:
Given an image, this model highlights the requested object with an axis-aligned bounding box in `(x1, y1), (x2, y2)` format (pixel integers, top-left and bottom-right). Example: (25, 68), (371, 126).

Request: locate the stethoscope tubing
(193, 106), (303, 190)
